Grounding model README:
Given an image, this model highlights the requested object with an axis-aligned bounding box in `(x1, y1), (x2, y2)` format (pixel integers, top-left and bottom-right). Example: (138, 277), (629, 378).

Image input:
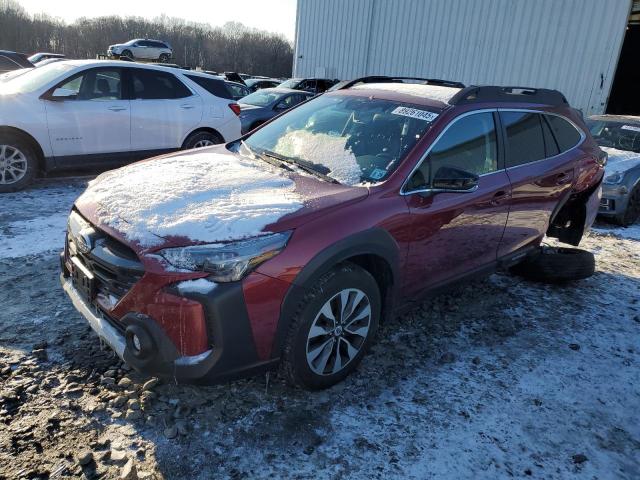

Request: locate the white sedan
(0, 60), (242, 192)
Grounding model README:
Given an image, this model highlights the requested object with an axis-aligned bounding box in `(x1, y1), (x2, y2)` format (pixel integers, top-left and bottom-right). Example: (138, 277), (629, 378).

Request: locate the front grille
(67, 212), (144, 306)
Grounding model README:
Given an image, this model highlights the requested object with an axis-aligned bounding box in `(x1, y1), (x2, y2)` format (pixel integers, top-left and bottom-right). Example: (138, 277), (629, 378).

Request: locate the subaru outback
(60, 77), (604, 389)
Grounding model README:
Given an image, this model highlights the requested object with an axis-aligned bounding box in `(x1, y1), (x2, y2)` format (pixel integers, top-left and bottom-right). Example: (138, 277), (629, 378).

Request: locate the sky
(16, 0), (298, 40)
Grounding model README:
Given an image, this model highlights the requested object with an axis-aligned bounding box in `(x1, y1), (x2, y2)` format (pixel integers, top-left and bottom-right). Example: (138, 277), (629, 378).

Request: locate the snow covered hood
(74, 147), (367, 249)
(601, 146), (640, 175)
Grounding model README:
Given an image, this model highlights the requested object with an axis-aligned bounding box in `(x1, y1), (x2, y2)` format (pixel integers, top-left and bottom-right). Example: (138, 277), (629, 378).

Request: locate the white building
(293, 0), (640, 115)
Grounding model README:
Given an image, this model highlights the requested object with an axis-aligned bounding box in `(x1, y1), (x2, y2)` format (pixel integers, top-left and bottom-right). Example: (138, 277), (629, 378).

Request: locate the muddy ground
(0, 179), (639, 479)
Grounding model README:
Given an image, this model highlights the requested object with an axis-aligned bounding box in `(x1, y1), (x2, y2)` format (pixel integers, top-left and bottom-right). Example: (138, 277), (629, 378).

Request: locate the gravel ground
(0, 179), (639, 480)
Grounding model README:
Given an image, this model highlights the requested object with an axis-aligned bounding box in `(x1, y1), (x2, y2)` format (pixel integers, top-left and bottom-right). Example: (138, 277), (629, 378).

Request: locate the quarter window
(131, 69), (192, 99)
(545, 114), (582, 152)
(185, 74), (231, 99)
(500, 112), (546, 167)
(407, 112), (498, 191)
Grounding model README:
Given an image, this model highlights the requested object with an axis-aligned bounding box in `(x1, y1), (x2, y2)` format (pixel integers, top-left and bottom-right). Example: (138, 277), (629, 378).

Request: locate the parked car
(107, 39), (172, 62)
(278, 77), (338, 94)
(28, 52), (66, 64)
(0, 60), (241, 192)
(0, 50), (34, 74)
(225, 81), (250, 101)
(60, 78), (603, 389)
(238, 87), (313, 133)
(587, 114), (640, 225)
(244, 78), (281, 93)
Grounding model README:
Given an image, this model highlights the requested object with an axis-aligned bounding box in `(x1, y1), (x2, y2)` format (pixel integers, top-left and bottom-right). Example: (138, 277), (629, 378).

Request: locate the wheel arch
(181, 127), (225, 148)
(0, 126), (46, 172)
(271, 227), (400, 359)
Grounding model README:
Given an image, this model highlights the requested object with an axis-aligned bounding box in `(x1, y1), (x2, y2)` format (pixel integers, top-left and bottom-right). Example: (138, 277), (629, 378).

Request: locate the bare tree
(0, 0), (293, 76)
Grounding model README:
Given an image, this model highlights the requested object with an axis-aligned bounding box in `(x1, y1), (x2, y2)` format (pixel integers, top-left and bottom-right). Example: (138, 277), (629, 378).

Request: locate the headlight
(158, 231), (292, 282)
(603, 172), (624, 185)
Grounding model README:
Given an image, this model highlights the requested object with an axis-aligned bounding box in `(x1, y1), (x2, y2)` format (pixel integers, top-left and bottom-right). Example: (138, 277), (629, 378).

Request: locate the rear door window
(500, 112), (546, 167)
(545, 115), (582, 152)
(131, 69), (192, 99)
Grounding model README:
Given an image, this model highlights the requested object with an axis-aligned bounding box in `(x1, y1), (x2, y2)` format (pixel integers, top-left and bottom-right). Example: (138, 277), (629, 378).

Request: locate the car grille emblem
(75, 227), (96, 254)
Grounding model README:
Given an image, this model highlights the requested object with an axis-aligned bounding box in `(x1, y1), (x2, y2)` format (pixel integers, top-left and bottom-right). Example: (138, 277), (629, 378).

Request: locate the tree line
(0, 0), (294, 77)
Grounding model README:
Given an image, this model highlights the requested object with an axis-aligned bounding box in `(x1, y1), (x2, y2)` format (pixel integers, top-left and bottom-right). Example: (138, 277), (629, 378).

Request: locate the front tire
(0, 135), (38, 193)
(614, 185), (640, 226)
(282, 263), (381, 390)
(182, 131), (223, 150)
(159, 53), (170, 63)
(120, 49), (133, 59)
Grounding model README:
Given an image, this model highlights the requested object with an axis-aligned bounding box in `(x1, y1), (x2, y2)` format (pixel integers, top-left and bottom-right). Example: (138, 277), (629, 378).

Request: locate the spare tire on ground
(511, 246), (595, 283)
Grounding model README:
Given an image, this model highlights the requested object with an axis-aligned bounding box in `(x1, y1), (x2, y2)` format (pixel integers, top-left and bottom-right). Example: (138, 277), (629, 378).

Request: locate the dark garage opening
(607, 21), (640, 115)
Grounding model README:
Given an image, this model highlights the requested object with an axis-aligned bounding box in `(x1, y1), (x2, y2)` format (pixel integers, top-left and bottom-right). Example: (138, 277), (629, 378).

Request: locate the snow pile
(177, 278), (217, 294)
(601, 146), (640, 176)
(353, 82), (460, 104)
(274, 130), (362, 185)
(78, 151), (303, 247)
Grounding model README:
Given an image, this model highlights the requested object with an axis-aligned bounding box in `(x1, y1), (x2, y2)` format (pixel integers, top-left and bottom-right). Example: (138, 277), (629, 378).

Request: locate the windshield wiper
(261, 150), (340, 185)
(240, 141), (293, 172)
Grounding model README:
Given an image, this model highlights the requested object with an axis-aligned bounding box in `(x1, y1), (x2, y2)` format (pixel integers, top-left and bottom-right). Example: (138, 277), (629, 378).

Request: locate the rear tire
(614, 185), (640, 227)
(511, 247), (595, 283)
(0, 134), (38, 193)
(159, 53), (170, 63)
(182, 131), (223, 150)
(282, 263), (381, 390)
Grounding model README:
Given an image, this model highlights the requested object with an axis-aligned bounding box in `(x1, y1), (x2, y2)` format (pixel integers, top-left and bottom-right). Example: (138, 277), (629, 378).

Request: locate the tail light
(228, 103), (241, 116)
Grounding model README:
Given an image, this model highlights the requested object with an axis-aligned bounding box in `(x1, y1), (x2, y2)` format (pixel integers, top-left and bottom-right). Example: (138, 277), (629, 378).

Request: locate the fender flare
(270, 227), (400, 358)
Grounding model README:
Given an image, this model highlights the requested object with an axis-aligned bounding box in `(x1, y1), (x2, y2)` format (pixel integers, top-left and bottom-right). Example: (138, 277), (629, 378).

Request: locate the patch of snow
(78, 151), (303, 247)
(592, 222), (640, 241)
(352, 82), (460, 104)
(274, 130), (362, 185)
(0, 215), (67, 259)
(601, 146), (640, 176)
(176, 278), (217, 294)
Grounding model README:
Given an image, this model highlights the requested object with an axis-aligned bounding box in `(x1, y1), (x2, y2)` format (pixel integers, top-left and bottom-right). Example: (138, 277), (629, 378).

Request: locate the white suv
(108, 39), (172, 62)
(0, 60), (242, 192)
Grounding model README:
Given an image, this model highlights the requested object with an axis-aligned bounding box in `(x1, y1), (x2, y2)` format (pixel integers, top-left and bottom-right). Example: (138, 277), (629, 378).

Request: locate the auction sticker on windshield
(392, 106), (439, 122)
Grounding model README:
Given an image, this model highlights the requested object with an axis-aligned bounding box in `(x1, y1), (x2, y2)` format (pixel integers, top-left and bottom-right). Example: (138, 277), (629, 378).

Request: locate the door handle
(180, 104), (195, 109)
(108, 106), (127, 112)
(556, 172), (572, 185)
(490, 190), (510, 205)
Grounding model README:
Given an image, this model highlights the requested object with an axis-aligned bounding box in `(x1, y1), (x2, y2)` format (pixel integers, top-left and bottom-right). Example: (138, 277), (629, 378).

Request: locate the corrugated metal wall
(294, 0), (631, 115)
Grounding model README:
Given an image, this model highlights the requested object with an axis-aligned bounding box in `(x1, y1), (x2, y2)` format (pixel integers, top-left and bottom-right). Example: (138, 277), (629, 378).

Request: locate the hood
(601, 146), (640, 176)
(75, 146), (368, 252)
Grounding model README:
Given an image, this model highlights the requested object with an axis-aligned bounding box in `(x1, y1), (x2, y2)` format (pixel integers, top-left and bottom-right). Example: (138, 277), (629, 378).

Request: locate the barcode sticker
(391, 106), (439, 122)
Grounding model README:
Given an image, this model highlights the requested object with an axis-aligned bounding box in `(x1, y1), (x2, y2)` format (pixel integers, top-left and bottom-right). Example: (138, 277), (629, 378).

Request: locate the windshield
(241, 90), (283, 107)
(0, 63), (74, 94)
(279, 79), (300, 89)
(587, 119), (640, 153)
(244, 94), (439, 185)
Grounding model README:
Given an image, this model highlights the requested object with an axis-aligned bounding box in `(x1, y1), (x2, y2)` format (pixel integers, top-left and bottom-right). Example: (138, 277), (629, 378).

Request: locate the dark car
(238, 88), (313, 133)
(244, 78), (281, 93)
(587, 114), (640, 225)
(0, 50), (34, 74)
(61, 77), (603, 389)
(278, 77), (338, 94)
(225, 81), (250, 101)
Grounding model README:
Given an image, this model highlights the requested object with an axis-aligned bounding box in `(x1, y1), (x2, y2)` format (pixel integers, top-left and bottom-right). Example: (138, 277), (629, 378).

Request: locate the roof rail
(335, 76), (466, 90)
(449, 86), (568, 106)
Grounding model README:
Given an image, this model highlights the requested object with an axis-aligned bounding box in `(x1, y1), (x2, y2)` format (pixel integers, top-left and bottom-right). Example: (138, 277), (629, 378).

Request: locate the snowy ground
(0, 179), (639, 479)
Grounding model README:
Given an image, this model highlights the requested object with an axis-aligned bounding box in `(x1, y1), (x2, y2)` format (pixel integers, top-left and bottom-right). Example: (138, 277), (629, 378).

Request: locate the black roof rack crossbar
(449, 85), (568, 106)
(336, 76), (466, 90)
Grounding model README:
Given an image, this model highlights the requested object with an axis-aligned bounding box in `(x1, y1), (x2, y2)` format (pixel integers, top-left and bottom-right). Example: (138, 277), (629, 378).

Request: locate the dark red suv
(61, 77), (604, 389)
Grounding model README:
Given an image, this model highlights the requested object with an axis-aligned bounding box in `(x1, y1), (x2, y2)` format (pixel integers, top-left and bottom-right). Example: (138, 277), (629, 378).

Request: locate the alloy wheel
(0, 144), (28, 185)
(305, 288), (371, 376)
(193, 139), (215, 148)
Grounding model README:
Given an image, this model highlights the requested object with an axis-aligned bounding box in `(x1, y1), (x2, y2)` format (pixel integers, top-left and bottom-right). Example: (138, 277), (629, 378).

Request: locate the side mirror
(432, 166), (479, 191)
(48, 87), (77, 101)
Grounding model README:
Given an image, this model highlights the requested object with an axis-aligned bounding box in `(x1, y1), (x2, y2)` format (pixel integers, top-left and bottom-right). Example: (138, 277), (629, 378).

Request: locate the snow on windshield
(352, 83), (461, 104)
(78, 151), (303, 247)
(275, 130), (363, 185)
(601, 146), (640, 175)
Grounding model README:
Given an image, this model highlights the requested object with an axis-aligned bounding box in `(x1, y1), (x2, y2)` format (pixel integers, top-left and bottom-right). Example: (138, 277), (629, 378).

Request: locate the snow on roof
(601, 146), (640, 176)
(78, 151), (303, 247)
(352, 82), (461, 104)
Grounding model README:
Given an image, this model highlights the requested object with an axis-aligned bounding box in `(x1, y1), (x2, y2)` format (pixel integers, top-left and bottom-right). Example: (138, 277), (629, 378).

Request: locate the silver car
(587, 115), (640, 226)
(107, 39), (172, 62)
